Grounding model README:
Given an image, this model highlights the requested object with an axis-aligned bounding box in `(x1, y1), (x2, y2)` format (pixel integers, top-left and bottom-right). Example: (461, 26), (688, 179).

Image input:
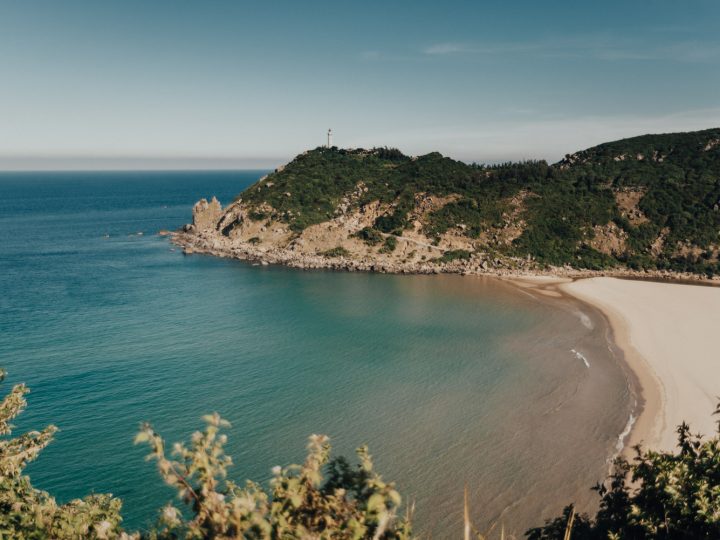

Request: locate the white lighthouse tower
(327, 128), (333, 148)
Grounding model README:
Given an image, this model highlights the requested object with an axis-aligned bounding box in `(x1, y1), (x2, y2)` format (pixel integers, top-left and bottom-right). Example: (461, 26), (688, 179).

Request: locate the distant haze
(1, 0), (719, 170)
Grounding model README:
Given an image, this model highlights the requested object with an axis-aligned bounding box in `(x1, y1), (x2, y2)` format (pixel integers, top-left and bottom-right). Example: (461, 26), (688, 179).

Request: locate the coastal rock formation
(192, 196), (223, 232)
(173, 128), (720, 281)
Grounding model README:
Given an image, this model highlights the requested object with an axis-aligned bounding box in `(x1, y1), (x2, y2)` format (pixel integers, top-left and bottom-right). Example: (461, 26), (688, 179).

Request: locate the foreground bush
(0, 369), (125, 538)
(1, 367), (719, 539)
(0, 370), (409, 539)
(136, 418), (409, 539)
(529, 406), (720, 539)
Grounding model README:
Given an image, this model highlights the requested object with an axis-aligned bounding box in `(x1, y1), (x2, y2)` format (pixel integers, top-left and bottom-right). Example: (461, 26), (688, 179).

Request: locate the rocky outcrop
(589, 222), (628, 257)
(191, 197), (223, 232)
(614, 188), (648, 226)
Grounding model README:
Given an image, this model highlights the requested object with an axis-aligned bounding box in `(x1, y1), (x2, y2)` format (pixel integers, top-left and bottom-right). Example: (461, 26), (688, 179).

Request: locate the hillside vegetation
(233, 128), (720, 276)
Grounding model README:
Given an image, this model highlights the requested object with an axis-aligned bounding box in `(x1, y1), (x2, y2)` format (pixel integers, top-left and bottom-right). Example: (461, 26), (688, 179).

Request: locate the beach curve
(561, 277), (720, 452)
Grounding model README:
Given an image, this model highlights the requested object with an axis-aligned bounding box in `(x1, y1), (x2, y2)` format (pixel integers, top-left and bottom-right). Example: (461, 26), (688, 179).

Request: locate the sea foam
(571, 348), (590, 368)
(574, 310), (594, 329)
(613, 401), (638, 458)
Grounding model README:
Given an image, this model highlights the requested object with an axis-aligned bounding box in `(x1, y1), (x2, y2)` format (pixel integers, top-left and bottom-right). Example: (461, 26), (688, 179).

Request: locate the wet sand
(508, 275), (643, 457)
(560, 277), (720, 452)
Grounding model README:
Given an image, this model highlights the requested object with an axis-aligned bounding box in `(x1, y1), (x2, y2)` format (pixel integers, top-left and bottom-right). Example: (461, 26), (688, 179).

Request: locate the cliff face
(176, 193), (494, 274)
(176, 129), (720, 278)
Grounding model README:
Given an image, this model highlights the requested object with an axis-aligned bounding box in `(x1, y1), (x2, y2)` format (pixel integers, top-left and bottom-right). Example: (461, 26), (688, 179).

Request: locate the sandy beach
(561, 277), (720, 452)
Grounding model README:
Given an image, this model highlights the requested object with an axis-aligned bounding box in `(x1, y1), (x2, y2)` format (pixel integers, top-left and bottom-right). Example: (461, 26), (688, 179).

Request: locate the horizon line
(0, 167), (275, 174)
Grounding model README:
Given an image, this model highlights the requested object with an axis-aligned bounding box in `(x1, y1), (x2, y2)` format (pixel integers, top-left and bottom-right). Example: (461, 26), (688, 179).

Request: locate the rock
(192, 196), (223, 231)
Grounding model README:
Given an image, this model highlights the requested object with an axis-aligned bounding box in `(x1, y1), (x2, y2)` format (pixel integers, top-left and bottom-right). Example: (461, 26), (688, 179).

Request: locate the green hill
(209, 128), (720, 277)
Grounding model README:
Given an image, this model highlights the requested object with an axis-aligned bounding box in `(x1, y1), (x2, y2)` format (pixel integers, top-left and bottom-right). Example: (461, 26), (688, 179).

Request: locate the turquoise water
(0, 171), (634, 536)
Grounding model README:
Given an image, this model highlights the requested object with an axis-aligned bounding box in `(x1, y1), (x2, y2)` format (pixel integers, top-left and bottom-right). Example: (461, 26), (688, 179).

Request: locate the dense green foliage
(354, 226), (384, 246)
(555, 128), (720, 274)
(379, 236), (397, 254)
(242, 148), (408, 232)
(238, 129), (720, 274)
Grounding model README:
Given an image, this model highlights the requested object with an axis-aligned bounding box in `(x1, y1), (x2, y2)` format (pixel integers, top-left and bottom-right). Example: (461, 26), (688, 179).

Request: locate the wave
(571, 348), (590, 368)
(614, 409), (637, 456)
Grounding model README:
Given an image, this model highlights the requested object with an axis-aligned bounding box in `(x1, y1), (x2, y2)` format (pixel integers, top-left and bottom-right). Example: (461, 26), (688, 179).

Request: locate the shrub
(528, 403), (720, 539)
(0, 369), (411, 539)
(137, 418), (410, 539)
(354, 227), (384, 246)
(0, 369), (126, 539)
(379, 236), (397, 254)
(438, 249), (472, 263)
(319, 246), (350, 258)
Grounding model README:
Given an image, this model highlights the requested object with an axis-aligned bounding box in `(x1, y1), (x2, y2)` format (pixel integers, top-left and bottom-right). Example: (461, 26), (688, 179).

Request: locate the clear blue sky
(1, 0), (719, 169)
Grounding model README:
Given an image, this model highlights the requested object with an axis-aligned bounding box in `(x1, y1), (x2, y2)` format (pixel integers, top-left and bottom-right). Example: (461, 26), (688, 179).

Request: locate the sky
(0, 0), (719, 170)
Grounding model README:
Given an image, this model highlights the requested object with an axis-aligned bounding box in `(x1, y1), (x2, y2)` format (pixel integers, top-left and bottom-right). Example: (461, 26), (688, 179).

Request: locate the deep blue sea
(0, 171), (634, 536)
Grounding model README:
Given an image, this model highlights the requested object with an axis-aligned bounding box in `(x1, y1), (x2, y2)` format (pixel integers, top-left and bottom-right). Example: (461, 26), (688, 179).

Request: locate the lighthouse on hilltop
(327, 128), (333, 148)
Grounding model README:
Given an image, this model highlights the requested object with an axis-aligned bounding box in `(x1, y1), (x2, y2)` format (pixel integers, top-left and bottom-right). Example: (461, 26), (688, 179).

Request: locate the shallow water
(0, 171), (635, 536)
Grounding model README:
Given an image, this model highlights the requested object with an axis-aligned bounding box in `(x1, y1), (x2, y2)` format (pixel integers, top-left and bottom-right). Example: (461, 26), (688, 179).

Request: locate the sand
(561, 277), (720, 452)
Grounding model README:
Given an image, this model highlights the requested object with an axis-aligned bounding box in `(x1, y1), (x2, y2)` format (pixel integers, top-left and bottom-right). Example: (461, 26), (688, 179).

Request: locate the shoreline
(560, 277), (720, 454)
(557, 278), (661, 453)
(505, 276), (648, 459)
(170, 230), (720, 285)
(173, 229), (720, 458)
(168, 232), (720, 528)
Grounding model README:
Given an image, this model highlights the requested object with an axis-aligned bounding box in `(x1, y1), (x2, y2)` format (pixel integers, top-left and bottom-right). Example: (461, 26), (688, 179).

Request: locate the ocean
(0, 171), (635, 536)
